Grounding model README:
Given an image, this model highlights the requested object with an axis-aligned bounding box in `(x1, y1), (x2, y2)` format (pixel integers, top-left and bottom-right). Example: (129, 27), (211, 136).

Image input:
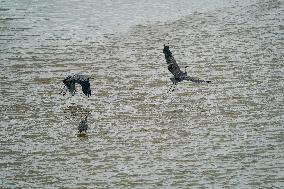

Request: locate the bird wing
(76, 75), (91, 97)
(63, 74), (91, 97)
(184, 76), (211, 83)
(80, 80), (91, 97)
(163, 45), (184, 79)
(63, 76), (76, 95)
(167, 57), (183, 79)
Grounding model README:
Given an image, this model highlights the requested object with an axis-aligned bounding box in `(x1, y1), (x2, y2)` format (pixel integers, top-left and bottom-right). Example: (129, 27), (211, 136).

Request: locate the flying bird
(163, 44), (211, 91)
(78, 115), (88, 133)
(60, 74), (91, 97)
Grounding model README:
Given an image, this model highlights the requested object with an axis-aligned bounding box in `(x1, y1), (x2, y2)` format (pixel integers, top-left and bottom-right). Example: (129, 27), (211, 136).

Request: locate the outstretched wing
(63, 76), (76, 95)
(63, 74), (91, 97)
(163, 45), (184, 79)
(79, 79), (91, 97)
(184, 76), (211, 83)
(76, 75), (91, 97)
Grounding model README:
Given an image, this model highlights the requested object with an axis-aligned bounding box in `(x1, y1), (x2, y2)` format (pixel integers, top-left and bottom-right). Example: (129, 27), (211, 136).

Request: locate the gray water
(1, 0), (283, 188)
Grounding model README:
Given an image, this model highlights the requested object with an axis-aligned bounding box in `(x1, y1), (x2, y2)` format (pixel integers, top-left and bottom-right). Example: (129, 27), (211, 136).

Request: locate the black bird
(60, 74), (91, 97)
(163, 44), (211, 91)
(78, 115), (88, 133)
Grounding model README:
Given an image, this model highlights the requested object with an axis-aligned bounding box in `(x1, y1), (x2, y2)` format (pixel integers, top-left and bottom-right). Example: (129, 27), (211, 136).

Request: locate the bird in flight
(60, 74), (91, 97)
(163, 44), (211, 91)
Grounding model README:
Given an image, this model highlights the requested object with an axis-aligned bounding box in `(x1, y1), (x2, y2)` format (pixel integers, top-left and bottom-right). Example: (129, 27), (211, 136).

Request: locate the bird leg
(167, 83), (177, 93)
(167, 85), (173, 93)
(167, 77), (179, 93)
(59, 85), (67, 96)
(171, 84), (177, 92)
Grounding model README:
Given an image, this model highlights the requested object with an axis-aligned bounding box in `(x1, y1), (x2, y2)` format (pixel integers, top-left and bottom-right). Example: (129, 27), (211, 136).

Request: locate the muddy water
(1, 0), (283, 188)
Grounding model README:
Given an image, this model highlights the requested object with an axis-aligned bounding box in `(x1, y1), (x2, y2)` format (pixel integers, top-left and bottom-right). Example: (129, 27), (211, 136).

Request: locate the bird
(78, 115), (88, 133)
(163, 44), (211, 91)
(60, 74), (91, 97)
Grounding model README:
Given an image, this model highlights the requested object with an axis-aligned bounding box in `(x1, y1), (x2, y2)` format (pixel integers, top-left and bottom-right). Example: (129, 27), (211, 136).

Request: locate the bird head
(163, 44), (170, 53)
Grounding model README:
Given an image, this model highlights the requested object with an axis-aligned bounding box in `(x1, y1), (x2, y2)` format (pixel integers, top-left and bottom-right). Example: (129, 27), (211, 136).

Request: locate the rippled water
(1, 0), (283, 188)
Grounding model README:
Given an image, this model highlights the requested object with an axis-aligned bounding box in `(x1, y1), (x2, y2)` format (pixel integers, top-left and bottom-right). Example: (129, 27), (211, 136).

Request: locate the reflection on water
(1, 0), (283, 188)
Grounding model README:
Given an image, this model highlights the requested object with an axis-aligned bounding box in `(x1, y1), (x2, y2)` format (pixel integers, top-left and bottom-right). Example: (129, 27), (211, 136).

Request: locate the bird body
(61, 74), (91, 97)
(163, 45), (211, 85)
(78, 115), (88, 133)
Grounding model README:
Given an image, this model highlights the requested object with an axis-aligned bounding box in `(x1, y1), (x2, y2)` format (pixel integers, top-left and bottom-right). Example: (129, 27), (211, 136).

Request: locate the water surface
(0, 0), (283, 188)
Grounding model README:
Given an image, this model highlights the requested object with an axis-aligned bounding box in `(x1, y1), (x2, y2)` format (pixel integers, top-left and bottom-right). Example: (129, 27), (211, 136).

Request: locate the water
(1, 0), (283, 188)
